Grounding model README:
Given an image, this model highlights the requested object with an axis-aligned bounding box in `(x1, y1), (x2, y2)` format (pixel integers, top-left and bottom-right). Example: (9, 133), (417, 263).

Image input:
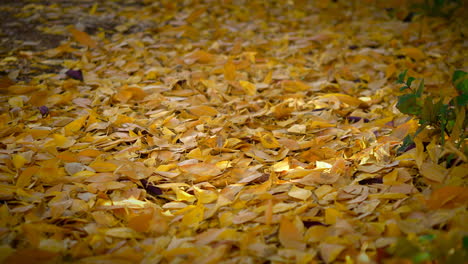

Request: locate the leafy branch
(396, 70), (467, 165)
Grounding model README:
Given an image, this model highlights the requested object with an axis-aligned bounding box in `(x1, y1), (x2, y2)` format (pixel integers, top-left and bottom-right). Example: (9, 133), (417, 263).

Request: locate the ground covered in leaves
(0, 0), (467, 263)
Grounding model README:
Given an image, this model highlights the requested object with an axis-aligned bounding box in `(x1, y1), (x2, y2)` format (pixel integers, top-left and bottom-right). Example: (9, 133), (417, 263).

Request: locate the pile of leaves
(0, 0), (466, 263)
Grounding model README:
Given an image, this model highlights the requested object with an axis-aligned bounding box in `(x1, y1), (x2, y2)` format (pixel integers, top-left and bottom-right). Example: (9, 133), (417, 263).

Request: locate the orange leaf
(5, 248), (58, 263)
(179, 162), (222, 182)
(89, 160), (118, 172)
(279, 216), (305, 250)
(224, 59), (236, 81)
(28, 90), (49, 106)
(386, 63), (397, 79)
(426, 186), (468, 209)
(186, 8), (206, 23)
(265, 199), (273, 225)
(322, 93), (363, 107)
(68, 27), (97, 48)
(188, 105), (219, 116)
(7, 85), (38, 94)
(16, 166), (39, 188)
(114, 86), (147, 103)
(0, 76), (14, 90)
(185, 50), (215, 64)
(77, 149), (103, 157)
(128, 212), (152, 232)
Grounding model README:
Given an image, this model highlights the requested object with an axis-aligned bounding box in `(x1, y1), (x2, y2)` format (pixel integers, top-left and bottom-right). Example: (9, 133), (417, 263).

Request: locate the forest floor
(0, 0), (467, 263)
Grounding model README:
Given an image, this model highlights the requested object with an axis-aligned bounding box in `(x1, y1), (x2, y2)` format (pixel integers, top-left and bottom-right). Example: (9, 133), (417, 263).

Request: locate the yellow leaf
(287, 124), (306, 134)
(182, 205), (205, 228)
(8, 96), (23, 107)
(64, 115), (87, 136)
(156, 164), (177, 172)
(12, 154), (27, 169)
(383, 169), (399, 185)
(324, 207), (342, 225)
(279, 216), (305, 250)
(400, 47), (425, 60)
(113, 114), (134, 126)
(309, 120), (335, 129)
(179, 162), (222, 182)
(173, 187), (197, 203)
(68, 27), (97, 48)
(420, 162), (447, 183)
(89, 3), (98, 15)
(105, 227), (141, 239)
(272, 158), (290, 172)
(195, 228), (225, 245)
(239, 80), (256, 95)
(260, 132), (280, 149)
(305, 225), (328, 243)
(53, 134), (75, 148)
(193, 186), (218, 204)
(91, 211), (117, 227)
(36, 166), (66, 184)
(368, 193), (407, 199)
(263, 71), (273, 84)
(281, 80), (310, 92)
(288, 185), (312, 200)
(319, 243), (346, 263)
(315, 185), (334, 199)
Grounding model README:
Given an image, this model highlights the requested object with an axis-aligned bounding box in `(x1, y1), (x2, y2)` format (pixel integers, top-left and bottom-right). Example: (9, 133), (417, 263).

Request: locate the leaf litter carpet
(0, 0), (467, 263)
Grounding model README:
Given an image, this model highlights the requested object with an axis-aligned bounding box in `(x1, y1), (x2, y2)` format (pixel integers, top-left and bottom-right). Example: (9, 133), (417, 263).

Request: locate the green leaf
(407, 76), (416, 88)
(389, 238), (421, 258)
(452, 70), (468, 94)
(412, 251), (432, 263)
(400, 86), (410, 92)
(421, 96), (435, 124)
(454, 93), (468, 107)
(419, 234), (436, 243)
(416, 78), (424, 97)
(397, 135), (415, 154)
(397, 94), (421, 115)
(397, 70), (408, 84)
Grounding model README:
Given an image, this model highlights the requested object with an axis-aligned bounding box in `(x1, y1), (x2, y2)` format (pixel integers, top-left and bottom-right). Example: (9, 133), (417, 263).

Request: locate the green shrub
(396, 70), (467, 166)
